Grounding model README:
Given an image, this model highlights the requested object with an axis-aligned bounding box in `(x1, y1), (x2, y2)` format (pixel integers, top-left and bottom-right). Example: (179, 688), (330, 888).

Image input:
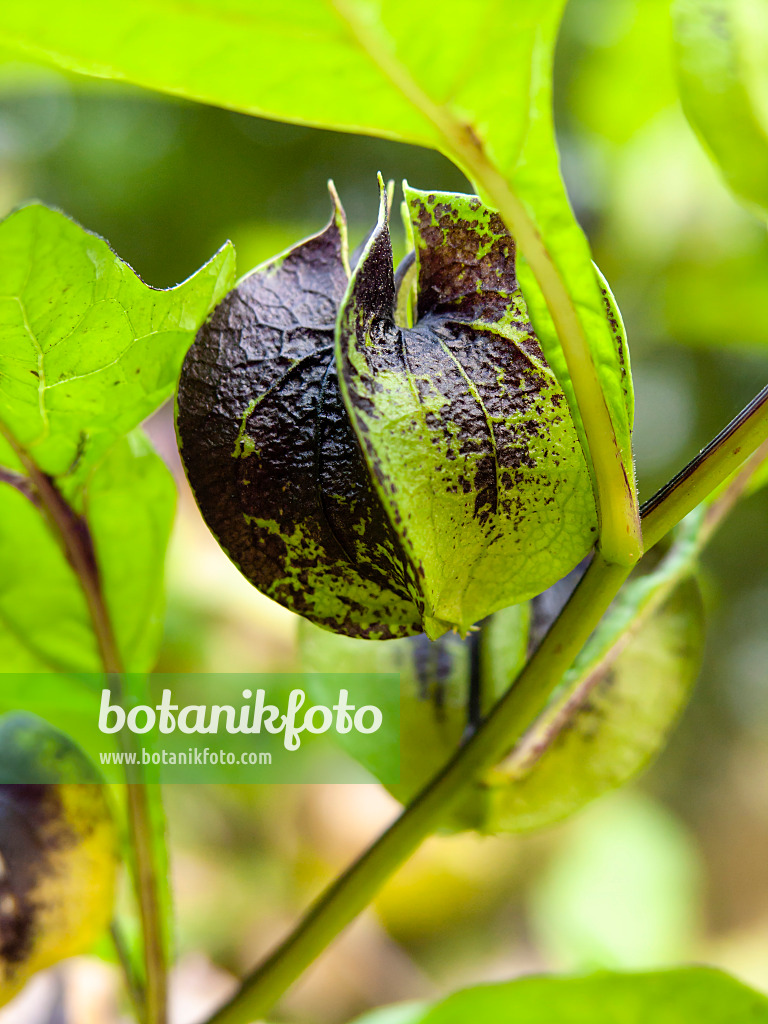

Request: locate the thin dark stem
(121, 780), (168, 1024)
(641, 384), (768, 547)
(0, 430), (121, 672)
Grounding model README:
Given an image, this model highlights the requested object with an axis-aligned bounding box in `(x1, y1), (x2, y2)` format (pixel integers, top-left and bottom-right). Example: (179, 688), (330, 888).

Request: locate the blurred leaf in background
(528, 791), (702, 970)
(351, 967), (768, 1024)
(674, 0), (768, 220)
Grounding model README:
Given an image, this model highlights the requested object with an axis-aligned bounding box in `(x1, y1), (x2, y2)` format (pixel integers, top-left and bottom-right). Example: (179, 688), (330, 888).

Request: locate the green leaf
(529, 793), (701, 969)
(0, 482), (99, 672)
(349, 968), (768, 1024)
(0, 428), (176, 672)
(0, 0), (640, 565)
(0, 201), (233, 673)
(337, 184), (597, 635)
(484, 546), (705, 833)
(86, 430), (176, 672)
(674, 0), (768, 219)
(0, 202), (234, 483)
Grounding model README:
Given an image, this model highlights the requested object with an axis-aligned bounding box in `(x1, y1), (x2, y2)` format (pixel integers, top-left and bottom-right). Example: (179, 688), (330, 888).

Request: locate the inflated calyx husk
(176, 178), (597, 639)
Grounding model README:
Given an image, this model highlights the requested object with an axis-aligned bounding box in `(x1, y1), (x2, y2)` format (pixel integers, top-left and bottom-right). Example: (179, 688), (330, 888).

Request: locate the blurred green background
(2, 0), (768, 1021)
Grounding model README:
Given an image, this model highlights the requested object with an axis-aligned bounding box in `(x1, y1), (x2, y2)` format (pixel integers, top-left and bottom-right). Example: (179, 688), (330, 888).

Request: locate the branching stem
(205, 382), (768, 1024)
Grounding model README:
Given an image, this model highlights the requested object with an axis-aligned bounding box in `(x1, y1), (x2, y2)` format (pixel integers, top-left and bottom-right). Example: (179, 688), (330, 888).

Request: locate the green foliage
(674, 0), (768, 219)
(0, 481), (98, 670)
(0, 203), (233, 482)
(0, 202), (228, 1015)
(350, 968), (768, 1024)
(87, 431), (177, 672)
(0, 203), (235, 672)
(0, 0), (640, 564)
(0, 426), (172, 672)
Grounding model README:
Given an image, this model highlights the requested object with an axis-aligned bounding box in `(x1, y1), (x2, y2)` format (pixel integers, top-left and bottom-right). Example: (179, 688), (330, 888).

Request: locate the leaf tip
(327, 180), (350, 275)
(375, 174), (389, 228)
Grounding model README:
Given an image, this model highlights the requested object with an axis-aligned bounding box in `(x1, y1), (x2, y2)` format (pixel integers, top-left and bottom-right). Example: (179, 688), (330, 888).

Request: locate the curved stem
(205, 383), (768, 1024)
(207, 554), (629, 1024)
(329, 0), (642, 569)
(454, 150), (642, 568)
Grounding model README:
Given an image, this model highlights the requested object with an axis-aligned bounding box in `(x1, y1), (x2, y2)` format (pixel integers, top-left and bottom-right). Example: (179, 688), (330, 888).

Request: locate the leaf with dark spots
(177, 184), (422, 639)
(337, 182), (597, 638)
(484, 539), (707, 834)
(0, 714), (116, 1007)
(597, 264), (634, 427)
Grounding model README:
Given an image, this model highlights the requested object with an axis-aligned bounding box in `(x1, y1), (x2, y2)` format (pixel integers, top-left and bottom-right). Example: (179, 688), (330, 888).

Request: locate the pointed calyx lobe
(337, 186), (596, 638)
(176, 187), (421, 639)
(177, 183), (596, 641)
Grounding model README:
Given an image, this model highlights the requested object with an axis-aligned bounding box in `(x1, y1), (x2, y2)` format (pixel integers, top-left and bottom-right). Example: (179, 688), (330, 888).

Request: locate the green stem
(330, 0), (642, 568)
(205, 383), (768, 1024)
(0, 424), (168, 1024)
(455, 151), (642, 568)
(207, 554), (629, 1024)
(120, 757), (169, 1024)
